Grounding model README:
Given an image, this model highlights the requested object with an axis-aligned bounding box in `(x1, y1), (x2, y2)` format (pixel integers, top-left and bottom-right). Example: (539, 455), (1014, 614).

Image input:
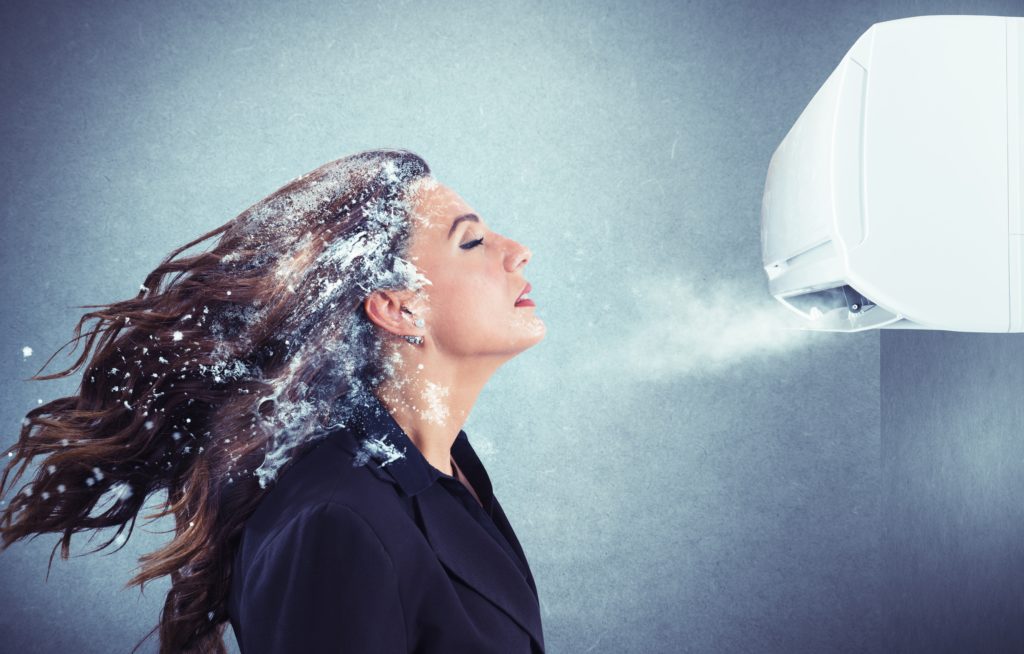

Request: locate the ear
(363, 288), (422, 338)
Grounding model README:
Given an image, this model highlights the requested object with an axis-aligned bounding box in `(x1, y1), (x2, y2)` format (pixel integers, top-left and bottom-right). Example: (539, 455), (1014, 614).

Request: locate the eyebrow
(447, 213), (480, 239)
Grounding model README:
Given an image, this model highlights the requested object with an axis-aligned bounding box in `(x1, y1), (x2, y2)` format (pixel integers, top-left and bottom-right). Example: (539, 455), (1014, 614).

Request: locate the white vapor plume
(582, 274), (814, 381)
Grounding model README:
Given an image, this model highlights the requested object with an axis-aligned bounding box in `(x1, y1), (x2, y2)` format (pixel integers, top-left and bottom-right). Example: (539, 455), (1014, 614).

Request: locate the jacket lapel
(488, 496), (539, 598)
(327, 394), (545, 651)
(415, 484), (545, 652)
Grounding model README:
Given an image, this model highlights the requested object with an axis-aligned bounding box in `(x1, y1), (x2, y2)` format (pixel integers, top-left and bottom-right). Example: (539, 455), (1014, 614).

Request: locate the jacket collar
(346, 392), (499, 510)
(347, 392), (474, 495)
(341, 393), (545, 652)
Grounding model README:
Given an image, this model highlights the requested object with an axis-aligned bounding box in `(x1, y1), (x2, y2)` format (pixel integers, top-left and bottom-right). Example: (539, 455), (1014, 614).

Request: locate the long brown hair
(0, 149), (433, 652)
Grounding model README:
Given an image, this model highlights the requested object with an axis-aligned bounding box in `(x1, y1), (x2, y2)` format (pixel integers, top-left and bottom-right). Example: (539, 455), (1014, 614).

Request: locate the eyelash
(460, 237), (485, 250)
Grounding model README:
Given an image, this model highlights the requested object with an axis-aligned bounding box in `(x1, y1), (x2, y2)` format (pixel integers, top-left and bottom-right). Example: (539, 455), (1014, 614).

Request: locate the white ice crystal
(118, 153), (434, 488)
(198, 356), (251, 385)
(234, 155), (437, 486)
(109, 481), (131, 501)
(253, 354), (322, 488)
(420, 381), (450, 425)
(89, 481), (133, 518)
(352, 435), (406, 468)
(21, 346), (32, 358)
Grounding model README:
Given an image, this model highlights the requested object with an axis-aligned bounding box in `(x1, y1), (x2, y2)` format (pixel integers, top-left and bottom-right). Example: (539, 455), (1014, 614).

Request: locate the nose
(503, 236), (532, 272)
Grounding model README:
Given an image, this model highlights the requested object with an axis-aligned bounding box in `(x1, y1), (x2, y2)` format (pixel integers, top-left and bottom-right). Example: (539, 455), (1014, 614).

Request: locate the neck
(373, 343), (505, 476)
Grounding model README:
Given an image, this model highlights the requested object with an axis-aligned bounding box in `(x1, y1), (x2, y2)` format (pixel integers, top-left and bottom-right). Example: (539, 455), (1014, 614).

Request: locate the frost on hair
(0, 149), (440, 654)
(230, 154), (435, 487)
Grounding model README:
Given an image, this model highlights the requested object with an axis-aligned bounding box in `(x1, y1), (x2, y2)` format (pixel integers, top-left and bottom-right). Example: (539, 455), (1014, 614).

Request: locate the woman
(0, 149), (546, 653)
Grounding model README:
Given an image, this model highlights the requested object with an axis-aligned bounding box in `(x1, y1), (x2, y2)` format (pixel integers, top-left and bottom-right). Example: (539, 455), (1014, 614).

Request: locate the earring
(402, 335), (424, 346)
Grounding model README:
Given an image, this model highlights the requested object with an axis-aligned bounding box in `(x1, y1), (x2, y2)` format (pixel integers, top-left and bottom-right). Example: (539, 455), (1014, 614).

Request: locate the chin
(487, 327), (545, 360)
(515, 309), (545, 334)
(516, 318), (547, 350)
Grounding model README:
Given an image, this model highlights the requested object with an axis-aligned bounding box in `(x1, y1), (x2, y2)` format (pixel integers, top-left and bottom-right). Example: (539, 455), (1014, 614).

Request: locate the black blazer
(227, 395), (545, 653)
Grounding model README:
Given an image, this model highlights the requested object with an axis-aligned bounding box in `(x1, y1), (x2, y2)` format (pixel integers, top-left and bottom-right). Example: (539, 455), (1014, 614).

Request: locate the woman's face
(404, 179), (545, 360)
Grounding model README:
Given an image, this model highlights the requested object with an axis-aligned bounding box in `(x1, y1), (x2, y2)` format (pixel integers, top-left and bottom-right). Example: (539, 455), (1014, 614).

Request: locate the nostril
(517, 247), (531, 268)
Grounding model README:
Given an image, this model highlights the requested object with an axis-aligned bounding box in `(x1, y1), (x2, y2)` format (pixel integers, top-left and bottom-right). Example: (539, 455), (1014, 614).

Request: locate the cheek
(429, 275), (506, 334)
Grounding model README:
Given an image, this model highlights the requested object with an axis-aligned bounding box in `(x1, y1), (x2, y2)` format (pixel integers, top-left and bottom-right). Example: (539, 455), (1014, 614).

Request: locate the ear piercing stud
(400, 312), (425, 345)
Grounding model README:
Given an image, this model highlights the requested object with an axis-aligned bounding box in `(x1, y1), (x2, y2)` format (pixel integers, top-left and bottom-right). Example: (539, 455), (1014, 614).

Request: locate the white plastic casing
(761, 15), (1022, 332)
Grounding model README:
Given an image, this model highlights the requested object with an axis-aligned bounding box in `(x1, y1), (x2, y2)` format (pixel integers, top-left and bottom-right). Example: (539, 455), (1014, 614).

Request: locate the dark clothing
(227, 394), (545, 653)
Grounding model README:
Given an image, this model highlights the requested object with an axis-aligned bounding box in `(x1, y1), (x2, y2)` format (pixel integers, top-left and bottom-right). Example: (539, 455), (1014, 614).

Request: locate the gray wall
(882, 332), (1024, 653)
(0, 1), (1021, 652)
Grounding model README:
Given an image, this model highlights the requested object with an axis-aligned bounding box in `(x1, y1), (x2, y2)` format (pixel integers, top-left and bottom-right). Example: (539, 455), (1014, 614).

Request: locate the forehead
(409, 179), (475, 236)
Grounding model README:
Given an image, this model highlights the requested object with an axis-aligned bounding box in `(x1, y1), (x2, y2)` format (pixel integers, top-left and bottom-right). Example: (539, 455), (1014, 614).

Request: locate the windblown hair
(0, 149), (434, 652)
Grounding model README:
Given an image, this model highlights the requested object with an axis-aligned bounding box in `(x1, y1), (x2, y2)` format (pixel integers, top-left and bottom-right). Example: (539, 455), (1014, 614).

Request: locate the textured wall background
(0, 1), (1020, 652)
(881, 332), (1024, 653)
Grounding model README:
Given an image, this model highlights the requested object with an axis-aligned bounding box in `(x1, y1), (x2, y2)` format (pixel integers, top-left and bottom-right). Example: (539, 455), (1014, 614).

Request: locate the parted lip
(515, 282), (532, 305)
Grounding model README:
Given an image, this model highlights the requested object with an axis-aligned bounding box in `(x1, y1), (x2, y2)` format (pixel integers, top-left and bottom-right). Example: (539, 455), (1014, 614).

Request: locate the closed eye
(460, 237), (484, 250)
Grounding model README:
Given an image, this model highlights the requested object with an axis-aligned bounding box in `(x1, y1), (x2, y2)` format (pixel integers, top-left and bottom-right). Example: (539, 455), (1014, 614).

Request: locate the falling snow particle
(21, 346), (32, 358)
(107, 481), (132, 502)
